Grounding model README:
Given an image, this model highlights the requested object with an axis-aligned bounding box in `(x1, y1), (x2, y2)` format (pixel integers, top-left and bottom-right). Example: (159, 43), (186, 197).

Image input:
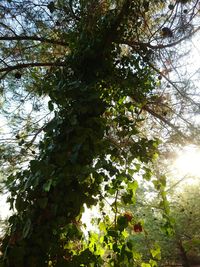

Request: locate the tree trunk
(178, 240), (191, 267)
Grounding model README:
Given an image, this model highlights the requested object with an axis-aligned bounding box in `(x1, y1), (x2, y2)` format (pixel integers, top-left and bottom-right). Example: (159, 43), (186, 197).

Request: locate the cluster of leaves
(0, 0), (199, 266)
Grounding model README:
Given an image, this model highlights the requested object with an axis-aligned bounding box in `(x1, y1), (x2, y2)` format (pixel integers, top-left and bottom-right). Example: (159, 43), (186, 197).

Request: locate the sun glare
(174, 145), (200, 178)
(81, 204), (99, 234)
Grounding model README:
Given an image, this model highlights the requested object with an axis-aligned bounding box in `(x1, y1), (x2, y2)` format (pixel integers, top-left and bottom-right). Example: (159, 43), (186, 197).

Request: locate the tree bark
(178, 240), (191, 267)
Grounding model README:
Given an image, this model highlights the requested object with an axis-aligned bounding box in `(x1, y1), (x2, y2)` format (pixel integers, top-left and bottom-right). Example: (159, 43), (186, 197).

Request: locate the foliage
(121, 180), (200, 266)
(0, 0), (199, 266)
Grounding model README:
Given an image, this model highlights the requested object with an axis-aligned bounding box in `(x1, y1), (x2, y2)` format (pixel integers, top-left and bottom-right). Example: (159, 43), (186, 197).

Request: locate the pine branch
(0, 62), (66, 79)
(0, 35), (69, 46)
(123, 26), (200, 50)
(147, 62), (200, 110)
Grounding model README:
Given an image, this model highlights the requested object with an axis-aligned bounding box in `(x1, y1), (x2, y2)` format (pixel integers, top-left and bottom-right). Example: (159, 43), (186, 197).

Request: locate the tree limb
(143, 104), (186, 138)
(0, 62), (66, 80)
(123, 26), (200, 50)
(0, 35), (69, 46)
(147, 61), (200, 110)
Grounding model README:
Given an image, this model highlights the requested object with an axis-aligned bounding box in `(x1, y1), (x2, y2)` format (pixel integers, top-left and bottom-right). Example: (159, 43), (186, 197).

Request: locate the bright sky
(81, 204), (100, 233)
(0, 193), (11, 220)
(173, 144), (200, 182)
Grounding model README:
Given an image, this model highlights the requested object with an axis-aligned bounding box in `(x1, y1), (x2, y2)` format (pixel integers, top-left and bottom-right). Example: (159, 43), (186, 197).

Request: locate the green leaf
(23, 219), (31, 238)
(149, 259), (158, 267)
(141, 263), (151, 267)
(99, 222), (107, 233)
(117, 216), (128, 231)
(128, 180), (138, 191)
(113, 243), (120, 253)
(150, 246), (161, 260)
(30, 160), (41, 172)
(107, 229), (118, 238)
(48, 100), (54, 111)
(47, 2), (55, 13)
(122, 192), (132, 204)
(38, 197), (48, 209)
(15, 196), (25, 211)
(127, 241), (133, 250)
(43, 179), (53, 192)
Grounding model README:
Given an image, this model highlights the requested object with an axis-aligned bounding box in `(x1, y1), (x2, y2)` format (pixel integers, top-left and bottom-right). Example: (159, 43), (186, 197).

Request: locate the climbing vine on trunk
(0, 0), (199, 266)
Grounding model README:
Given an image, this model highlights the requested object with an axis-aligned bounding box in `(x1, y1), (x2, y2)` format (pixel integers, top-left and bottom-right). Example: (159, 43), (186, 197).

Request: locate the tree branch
(0, 35), (69, 46)
(143, 104), (185, 138)
(147, 61), (200, 110)
(123, 26), (200, 50)
(0, 62), (66, 80)
(130, 95), (190, 141)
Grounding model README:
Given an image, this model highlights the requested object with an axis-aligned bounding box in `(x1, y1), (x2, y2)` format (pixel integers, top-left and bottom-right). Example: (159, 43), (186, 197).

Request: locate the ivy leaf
(23, 219), (31, 238)
(113, 243), (120, 253)
(127, 241), (133, 250)
(47, 2), (55, 13)
(38, 197), (48, 209)
(117, 215), (128, 232)
(30, 160), (41, 173)
(149, 259), (158, 267)
(141, 263), (151, 267)
(107, 229), (118, 238)
(48, 100), (54, 111)
(122, 191), (132, 204)
(43, 179), (53, 192)
(99, 222), (107, 233)
(150, 246), (161, 260)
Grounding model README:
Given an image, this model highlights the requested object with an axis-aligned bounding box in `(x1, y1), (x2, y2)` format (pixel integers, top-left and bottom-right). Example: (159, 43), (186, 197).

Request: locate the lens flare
(175, 145), (200, 178)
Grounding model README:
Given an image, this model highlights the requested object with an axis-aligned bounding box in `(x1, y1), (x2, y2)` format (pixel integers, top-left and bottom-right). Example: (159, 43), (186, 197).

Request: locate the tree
(168, 182), (200, 266)
(123, 180), (200, 267)
(0, 0), (199, 266)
